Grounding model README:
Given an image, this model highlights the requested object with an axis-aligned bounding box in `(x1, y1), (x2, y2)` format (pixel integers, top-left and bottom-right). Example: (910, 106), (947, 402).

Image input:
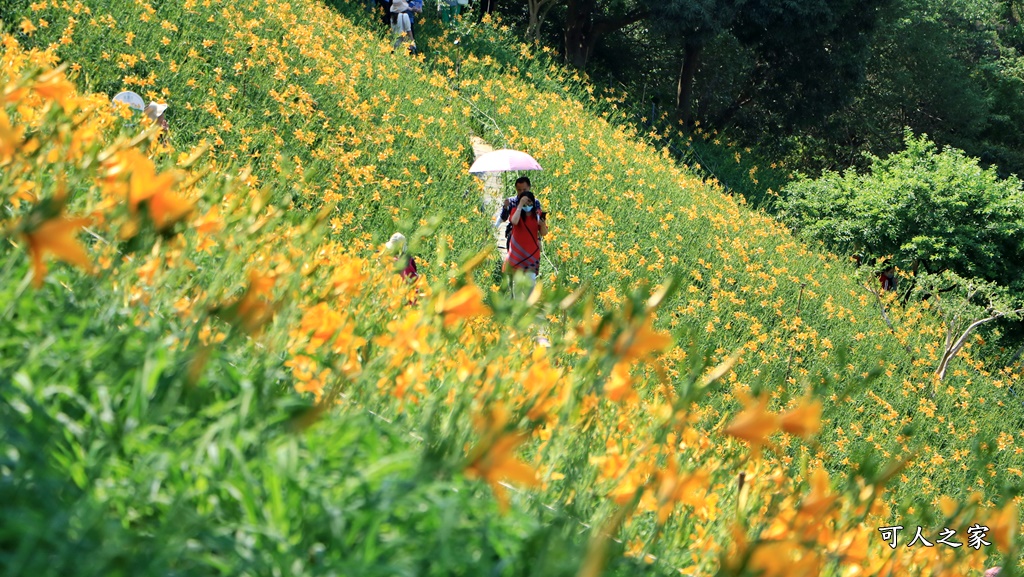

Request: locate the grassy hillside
(2, 0), (1023, 574)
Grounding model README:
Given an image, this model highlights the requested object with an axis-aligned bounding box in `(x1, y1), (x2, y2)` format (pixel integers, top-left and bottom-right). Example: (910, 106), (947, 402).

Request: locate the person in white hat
(144, 101), (169, 130)
(385, 232), (418, 282)
(385, 232), (407, 253)
(389, 0), (413, 51)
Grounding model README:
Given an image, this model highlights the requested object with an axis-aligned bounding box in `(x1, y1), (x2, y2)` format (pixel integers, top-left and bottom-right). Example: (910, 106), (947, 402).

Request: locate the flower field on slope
(1, 0), (1023, 574)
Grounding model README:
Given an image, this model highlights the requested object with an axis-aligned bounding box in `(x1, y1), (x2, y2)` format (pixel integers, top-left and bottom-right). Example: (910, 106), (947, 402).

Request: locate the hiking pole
(541, 242), (559, 277)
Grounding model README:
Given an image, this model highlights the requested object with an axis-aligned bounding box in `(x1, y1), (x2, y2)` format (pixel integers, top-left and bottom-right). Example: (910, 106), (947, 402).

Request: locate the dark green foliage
(770, 0), (1024, 178)
(510, 0), (1024, 183)
(0, 0), (32, 31)
(780, 132), (1024, 294)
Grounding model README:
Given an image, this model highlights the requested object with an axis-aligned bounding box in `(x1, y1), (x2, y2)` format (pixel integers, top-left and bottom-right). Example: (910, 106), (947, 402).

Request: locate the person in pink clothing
(504, 190), (547, 299)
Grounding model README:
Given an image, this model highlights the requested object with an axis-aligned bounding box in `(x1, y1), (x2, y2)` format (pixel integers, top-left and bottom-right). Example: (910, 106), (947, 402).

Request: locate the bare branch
(936, 307), (1024, 381)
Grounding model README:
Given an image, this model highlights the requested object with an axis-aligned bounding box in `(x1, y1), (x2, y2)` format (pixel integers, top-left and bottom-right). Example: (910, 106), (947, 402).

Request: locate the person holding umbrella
(468, 147), (547, 299)
(504, 189), (547, 299)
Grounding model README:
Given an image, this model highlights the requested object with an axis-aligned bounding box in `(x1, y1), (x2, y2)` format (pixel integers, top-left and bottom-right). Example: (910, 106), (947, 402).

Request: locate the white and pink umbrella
(469, 149), (542, 174)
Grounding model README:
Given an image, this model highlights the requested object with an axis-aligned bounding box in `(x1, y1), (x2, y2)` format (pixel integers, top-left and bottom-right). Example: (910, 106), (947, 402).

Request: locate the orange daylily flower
(19, 19), (37, 36)
(986, 501), (1017, 554)
(23, 214), (92, 287)
(604, 361), (636, 403)
(654, 461), (710, 524)
(437, 283), (490, 327)
(2, 84), (29, 104)
(0, 109), (24, 164)
(31, 68), (76, 110)
(128, 154), (177, 211)
(329, 254), (368, 295)
(214, 270), (277, 335)
(748, 541), (820, 577)
(780, 396), (822, 439)
(938, 495), (959, 518)
(614, 318), (672, 362)
(101, 149), (136, 183)
(119, 150), (190, 229)
(832, 530), (869, 564)
(465, 431), (539, 513)
(724, 394), (779, 449)
(148, 187), (193, 230)
(798, 468), (837, 518)
(193, 204), (224, 235)
(237, 270), (276, 323)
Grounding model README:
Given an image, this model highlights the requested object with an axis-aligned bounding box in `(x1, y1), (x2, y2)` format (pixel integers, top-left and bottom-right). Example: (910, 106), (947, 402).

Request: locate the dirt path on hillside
(469, 135), (508, 261)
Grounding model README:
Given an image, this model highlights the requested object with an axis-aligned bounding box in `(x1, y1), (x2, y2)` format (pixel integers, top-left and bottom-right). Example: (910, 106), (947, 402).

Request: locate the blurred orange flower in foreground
(23, 214), (92, 287)
(465, 431), (539, 512)
(986, 501), (1017, 554)
(724, 393), (779, 449)
(0, 109), (24, 164)
(212, 270), (278, 334)
(436, 283), (490, 327)
(614, 318), (672, 362)
(780, 396), (822, 438)
(465, 405), (539, 513)
(31, 68), (77, 111)
(798, 468), (837, 518)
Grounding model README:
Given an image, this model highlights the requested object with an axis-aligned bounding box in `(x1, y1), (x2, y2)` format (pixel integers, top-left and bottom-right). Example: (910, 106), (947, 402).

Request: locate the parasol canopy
(468, 149), (542, 174)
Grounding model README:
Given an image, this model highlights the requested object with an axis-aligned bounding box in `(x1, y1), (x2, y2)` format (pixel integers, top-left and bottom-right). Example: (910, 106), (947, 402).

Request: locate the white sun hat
(112, 91), (146, 112)
(385, 232), (407, 253)
(144, 101), (169, 121)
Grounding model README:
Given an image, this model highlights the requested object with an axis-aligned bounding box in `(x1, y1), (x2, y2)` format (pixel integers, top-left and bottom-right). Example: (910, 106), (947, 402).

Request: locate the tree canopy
(779, 133), (1024, 295)
(493, 0), (1024, 179)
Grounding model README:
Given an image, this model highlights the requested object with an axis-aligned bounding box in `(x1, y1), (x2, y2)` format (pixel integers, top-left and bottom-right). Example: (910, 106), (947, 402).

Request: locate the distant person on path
(498, 177), (541, 250)
(113, 92), (169, 138)
(390, 0), (413, 51)
(407, 0), (423, 44)
(504, 189), (547, 299)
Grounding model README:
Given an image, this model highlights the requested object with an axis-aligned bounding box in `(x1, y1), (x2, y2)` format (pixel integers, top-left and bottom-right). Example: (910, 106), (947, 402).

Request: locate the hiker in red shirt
(504, 190), (547, 299)
(879, 266), (896, 291)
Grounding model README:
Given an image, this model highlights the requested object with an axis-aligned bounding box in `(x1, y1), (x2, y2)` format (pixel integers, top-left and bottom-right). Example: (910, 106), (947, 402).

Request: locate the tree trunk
(563, 0), (647, 70)
(527, 6), (541, 40)
(527, 0), (558, 41)
(563, 0), (588, 68)
(675, 40), (703, 128)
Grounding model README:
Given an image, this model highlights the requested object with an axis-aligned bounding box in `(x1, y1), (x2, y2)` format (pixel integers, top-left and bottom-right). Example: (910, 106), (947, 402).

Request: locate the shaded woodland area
(489, 0), (1024, 179)
(475, 0), (1024, 366)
